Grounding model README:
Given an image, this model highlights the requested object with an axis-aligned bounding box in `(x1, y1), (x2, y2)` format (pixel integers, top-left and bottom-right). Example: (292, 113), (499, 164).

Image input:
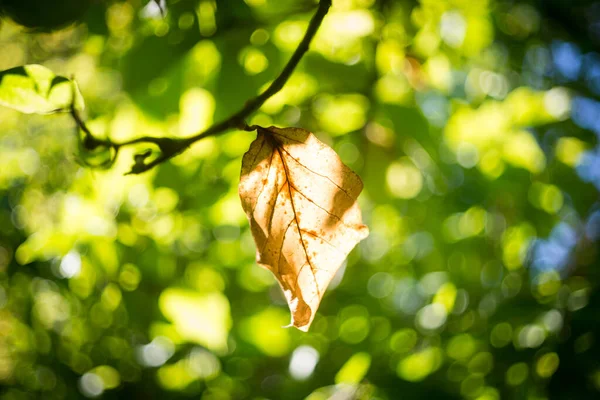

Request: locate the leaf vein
(288, 182), (341, 221)
(249, 133), (267, 169)
(251, 147), (275, 215)
(266, 176), (288, 234)
(275, 218), (296, 277)
(276, 146), (322, 300)
(294, 262), (322, 303)
(278, 146), (353, 199)
(299, 229), (343, 254)
(266, 129), (303, 144)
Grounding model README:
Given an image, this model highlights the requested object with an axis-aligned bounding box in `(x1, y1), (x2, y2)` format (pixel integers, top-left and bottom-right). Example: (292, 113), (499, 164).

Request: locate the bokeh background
(1, 0), (600, 399)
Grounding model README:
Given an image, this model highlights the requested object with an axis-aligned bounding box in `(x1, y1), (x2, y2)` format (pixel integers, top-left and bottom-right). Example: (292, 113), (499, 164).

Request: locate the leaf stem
(73, 0), (332, 174)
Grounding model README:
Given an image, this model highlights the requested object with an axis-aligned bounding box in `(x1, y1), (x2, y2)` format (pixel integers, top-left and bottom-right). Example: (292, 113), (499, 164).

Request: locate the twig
(73, 0), (332, 174)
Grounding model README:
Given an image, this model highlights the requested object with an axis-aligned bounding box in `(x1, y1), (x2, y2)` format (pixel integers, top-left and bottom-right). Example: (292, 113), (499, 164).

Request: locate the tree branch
(74, 0), (332, 174)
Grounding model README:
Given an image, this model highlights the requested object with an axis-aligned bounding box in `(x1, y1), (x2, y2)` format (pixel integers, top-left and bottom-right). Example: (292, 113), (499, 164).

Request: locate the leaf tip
(295, 324), (310, 333)
(283, 320), (311, 332)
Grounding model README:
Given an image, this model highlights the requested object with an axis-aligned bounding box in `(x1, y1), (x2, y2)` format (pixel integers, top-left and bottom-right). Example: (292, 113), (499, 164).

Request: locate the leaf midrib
(275, 145), (322, 299)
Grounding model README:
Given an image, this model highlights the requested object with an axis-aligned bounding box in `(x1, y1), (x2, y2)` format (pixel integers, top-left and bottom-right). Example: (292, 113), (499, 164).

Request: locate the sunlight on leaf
(179, 88), (214, 136)
(240, 307), (291, 357)
(397, 347), (443, 382)
(159, 288), (231, 352)
(335, 352), (371, 384)
(555, 137), (586, 166)
(239, 126), (369, 331)
(0, 64), (84, 114)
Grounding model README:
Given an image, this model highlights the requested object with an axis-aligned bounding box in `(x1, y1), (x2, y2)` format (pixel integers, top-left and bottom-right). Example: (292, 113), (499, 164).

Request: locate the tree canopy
(1, 0), (600, 399)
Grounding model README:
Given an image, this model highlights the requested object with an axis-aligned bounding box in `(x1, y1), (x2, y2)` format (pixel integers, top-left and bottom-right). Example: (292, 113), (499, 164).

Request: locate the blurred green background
(1, 0), (600, 399)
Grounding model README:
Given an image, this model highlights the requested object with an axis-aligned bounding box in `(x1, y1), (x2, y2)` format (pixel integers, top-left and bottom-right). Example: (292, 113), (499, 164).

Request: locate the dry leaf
(239, 126), (369, 331)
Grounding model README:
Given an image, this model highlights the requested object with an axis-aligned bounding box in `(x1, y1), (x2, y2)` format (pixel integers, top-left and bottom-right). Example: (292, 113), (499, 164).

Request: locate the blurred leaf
(239, 307), (291, 357)
(304, 53), (372, 93)
(159, 288), (231, 352)
(239, 126), (369, 331)
(120, 1), (201, 117)
(335, 352), (371, 384)
(0, 64), (84, 114)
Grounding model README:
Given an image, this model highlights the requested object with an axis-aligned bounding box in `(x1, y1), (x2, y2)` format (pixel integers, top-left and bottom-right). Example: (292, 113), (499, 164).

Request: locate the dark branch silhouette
(71, 0), (332, 174)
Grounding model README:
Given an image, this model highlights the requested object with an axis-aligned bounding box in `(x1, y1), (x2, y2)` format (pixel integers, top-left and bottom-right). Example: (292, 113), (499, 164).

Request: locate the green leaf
(0, 64), (84, 114)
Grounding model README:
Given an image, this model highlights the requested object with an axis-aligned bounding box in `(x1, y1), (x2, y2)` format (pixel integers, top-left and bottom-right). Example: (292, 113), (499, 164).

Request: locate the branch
(74, 0), (332, 174)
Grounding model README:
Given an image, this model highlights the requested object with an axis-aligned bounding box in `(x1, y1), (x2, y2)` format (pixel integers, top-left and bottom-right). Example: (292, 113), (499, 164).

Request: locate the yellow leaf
(239, 126), (369, 331)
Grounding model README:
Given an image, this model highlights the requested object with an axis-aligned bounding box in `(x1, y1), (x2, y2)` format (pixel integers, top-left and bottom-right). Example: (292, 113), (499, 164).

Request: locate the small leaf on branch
(239, 126), (369, 332)
(0, 64), (84, 114)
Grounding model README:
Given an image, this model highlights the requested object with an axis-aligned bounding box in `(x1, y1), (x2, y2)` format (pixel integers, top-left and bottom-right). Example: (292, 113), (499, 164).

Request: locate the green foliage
(1, 0), (600, 400)
(0, 65), (84, 114)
